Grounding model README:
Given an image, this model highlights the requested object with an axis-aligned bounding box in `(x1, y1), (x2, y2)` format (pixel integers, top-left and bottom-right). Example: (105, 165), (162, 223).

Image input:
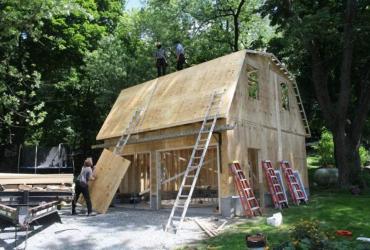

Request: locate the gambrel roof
(96, 50), (309, 141)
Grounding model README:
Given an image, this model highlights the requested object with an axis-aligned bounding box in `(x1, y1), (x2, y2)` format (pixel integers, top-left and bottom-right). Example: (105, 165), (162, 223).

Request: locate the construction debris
(193, 218), (229, 237)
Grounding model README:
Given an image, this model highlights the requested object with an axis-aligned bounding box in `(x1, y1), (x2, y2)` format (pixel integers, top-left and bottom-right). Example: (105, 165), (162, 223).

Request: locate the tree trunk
(233, 16), (239, 51)
(332, 127), (362, 187)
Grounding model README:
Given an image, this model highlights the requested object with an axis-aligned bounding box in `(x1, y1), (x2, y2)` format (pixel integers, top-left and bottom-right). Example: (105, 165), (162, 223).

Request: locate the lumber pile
(193, 218), (228, 237)
(0, 173), (73, 185)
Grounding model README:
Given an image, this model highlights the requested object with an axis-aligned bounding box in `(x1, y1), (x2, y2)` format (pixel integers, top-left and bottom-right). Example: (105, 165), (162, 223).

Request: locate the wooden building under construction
(94, 50), (310, 216)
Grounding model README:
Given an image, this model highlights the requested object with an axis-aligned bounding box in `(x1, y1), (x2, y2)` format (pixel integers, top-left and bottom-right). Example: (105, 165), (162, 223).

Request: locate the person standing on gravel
(72, 158), (96, 216)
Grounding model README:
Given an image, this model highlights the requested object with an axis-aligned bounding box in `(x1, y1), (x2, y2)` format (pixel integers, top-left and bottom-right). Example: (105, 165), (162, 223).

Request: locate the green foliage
(291, 220), (330, 250)
(248, 72), (259, 99)
(1, 0), (277, 153)
(0, 0), (51, 145)
(359, 146), (369, 167)
(315, 129), (369, 168)
(196, 192), (370, 249)
(260, 0), (370, 185)
(316, 129), (335, 167)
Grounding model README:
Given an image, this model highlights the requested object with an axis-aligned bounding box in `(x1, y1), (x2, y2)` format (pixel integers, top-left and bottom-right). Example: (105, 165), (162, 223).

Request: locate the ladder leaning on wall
(229, 161), (262, 217)
(113, 108), (143, 155)
(280, 161), (308, 205)
(262, 160), (289, 209)
(164, 90), (224, 233)
(113, 82), (159, 156)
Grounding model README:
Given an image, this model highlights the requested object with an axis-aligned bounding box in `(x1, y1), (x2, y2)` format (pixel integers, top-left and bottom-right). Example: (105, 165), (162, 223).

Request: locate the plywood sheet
(87, 149), (131, 214)
(96, 50), (246, 140)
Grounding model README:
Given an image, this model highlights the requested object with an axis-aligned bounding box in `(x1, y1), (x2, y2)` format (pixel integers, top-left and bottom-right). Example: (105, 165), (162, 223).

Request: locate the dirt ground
(0, 206), (231, 250)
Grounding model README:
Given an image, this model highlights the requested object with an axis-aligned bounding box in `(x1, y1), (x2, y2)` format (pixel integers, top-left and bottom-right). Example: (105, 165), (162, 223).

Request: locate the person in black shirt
(154, 42), (167, 77)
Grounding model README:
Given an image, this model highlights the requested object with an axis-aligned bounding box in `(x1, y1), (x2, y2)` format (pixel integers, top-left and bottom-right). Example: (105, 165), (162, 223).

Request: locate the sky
(125, 0), (145, 10)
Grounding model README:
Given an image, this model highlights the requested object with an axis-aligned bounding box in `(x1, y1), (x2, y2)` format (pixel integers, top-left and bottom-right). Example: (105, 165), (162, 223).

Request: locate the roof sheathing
(96, 50), (247, 141)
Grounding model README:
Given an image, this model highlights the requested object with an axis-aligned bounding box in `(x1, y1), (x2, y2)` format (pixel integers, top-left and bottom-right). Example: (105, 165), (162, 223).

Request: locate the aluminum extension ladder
(280, 161), (308, 205)
(230, 161), (262, 217)
(262, 160), (288, 209)
(164, 91), (223, 233)
(113, 108), (143, 155)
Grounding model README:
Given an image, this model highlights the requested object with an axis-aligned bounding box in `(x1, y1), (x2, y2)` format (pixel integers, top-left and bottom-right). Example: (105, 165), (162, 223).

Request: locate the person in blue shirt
(175, 41), (185, 70)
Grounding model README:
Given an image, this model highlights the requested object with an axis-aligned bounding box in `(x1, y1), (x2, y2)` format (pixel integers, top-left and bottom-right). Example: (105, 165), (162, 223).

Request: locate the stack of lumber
(193, 218), (228, 237)
(0, 173), (73, 185)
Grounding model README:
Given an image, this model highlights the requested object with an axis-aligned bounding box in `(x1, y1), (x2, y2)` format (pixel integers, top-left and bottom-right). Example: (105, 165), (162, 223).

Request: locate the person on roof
(174, 41), (185, 70)
(154, 42), (167, 77)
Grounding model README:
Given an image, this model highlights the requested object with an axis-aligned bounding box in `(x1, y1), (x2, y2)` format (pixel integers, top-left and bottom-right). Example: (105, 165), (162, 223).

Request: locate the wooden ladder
(291, 80), (311, 137)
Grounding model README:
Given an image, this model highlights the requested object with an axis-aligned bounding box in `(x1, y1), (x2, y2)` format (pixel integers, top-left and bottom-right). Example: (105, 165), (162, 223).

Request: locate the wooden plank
(87, 149), (131, 214)
(194, 219), (217, 237)
(0, 174), (73, 185)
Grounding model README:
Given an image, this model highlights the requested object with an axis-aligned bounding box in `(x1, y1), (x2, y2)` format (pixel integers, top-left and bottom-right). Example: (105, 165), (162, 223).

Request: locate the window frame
(246, 65), (259, 100)
(280, 82), (290, 111)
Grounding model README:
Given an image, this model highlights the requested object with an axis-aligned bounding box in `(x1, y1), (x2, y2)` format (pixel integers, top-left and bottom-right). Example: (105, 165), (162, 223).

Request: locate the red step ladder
(230, 161), (262, 217)
(280, 161), (307, 205)
(262, 160), (288, 209)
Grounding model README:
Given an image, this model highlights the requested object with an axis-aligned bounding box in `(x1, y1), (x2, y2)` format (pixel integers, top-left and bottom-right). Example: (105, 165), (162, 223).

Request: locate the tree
(260, 0), (370, 187)
(0, 0), (124, 153)
(25, 0), (123, 152)
(134, 0), (274, 68)
(0, 0), (52, 145)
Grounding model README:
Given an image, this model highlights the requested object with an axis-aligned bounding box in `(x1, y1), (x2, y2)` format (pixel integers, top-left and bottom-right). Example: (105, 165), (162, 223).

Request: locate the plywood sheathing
(96, 50), (246, 141)
(221, 53), (308, 201)
(0, 173), (73, 185)
(85, 149), (131, 214)
(96, 50), (310, 210)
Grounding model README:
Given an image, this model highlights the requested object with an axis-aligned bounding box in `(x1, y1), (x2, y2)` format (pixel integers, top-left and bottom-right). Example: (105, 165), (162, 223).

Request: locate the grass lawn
(191, 191), (370, 250)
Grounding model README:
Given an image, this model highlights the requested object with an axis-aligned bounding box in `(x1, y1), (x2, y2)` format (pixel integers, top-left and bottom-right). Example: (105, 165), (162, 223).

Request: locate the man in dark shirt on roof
(154, 42), (167, 77)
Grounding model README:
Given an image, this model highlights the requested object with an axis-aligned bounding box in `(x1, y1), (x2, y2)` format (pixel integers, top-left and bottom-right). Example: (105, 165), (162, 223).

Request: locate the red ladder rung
(230, 162), (262, 217)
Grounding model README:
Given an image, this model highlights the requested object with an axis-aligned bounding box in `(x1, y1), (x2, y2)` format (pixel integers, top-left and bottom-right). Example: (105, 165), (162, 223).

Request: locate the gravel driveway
(0, 206), (224, 250)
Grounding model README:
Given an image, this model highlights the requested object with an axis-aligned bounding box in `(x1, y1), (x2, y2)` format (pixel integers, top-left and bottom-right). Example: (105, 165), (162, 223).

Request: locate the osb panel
(118, 155), (134, 194)
(96, 50), (246, 140)
(109, 122), (222, 156)
(227, 54), (306, 137)
(220, 54), (308, 199)
(87, 149), (131, 214)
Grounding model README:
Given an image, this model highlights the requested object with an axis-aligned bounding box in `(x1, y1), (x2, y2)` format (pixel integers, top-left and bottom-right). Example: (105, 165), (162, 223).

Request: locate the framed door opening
(158, 146), (219, 210)
(116, 152), (151, 209)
